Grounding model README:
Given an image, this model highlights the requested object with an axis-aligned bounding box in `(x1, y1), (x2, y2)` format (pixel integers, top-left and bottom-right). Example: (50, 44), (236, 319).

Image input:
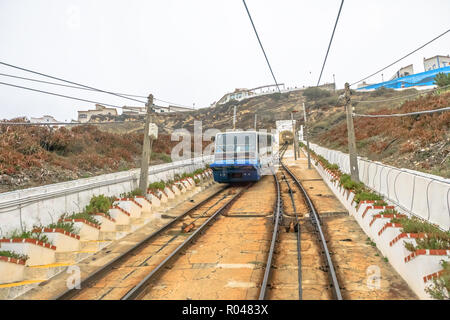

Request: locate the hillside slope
(2, 86), (448, 192)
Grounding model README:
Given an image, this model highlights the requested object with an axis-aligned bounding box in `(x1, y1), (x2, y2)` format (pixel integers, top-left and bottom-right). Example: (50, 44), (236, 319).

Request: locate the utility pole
(233, 105), (237, 130)
(333, 74), (336, 92)
(291, 111), (297, 160)
(139, 94), (154, 193)
(303, 102), (311, 169)
(344, 82), (360, 182)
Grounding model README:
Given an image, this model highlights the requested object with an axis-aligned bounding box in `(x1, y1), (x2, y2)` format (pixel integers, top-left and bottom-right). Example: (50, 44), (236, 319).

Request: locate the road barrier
(304, 142), (450, 230)
(0, 155), (213, 236)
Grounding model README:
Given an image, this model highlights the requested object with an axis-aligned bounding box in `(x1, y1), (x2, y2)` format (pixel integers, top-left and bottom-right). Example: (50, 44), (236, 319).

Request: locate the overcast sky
(1, 0), (449, 121)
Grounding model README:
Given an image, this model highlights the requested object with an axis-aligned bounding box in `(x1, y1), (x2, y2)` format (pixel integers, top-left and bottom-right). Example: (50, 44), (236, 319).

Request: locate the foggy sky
(1, 0), (449, 121)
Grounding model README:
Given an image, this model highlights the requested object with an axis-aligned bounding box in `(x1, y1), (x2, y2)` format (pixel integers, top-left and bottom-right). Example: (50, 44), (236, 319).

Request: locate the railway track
(56, 184), (246, 300)
(58, 143), (342, 300)
(261, 144), (343, 300)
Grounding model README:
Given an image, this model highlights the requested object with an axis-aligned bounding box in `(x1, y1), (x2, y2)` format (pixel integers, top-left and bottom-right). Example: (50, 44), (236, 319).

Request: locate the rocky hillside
(2, 85), (448, 192)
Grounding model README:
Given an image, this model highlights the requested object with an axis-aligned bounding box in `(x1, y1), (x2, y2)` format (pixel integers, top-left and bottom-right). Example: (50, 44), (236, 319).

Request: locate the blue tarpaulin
(357, 66), (450, 90)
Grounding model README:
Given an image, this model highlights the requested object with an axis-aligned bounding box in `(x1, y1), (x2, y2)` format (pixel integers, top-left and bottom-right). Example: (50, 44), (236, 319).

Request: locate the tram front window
(215, 133), (256, 161)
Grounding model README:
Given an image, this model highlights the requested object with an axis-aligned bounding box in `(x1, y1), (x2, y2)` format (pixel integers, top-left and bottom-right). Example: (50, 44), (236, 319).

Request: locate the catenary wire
(317, 0), (344, 86)
(242, 0), (281, 93)
(0, 61), (149, 104)
(0, 71), (193, 109)
(350, 28), (450, 87)
(353, 106), (450, 118)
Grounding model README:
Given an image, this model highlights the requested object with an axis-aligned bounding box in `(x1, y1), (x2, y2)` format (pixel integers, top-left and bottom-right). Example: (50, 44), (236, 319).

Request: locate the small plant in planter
(193, 168), (205, 175)
(33, 220), (78, 235)
(425, 260), (450, 300)
(148, 181), (166, 192)
(353, 191), (384, 204)
(120, 188), (144, 198)
(6, 229), (51, 245)
(378, 209), (395, 215)
(84, 195), (113, 216)
(61, 212), (100, 226)
(340, 174), (365, 194)
(194, 178), (200, 184)
(0, 250), (29, 262)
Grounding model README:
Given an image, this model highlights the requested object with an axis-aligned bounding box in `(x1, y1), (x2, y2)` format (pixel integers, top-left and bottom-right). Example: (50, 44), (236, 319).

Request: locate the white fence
(305, 142), (450, 230)
(0, 155), (213, 236)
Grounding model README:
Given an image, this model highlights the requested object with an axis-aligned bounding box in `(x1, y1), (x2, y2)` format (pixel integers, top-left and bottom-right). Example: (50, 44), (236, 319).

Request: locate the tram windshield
(215, 132), (256, 160)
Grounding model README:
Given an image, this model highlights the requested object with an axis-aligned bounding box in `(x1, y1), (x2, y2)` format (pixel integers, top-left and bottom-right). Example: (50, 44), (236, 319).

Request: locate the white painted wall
(304, 141), (450, 230)
(0, 155), (213, 236)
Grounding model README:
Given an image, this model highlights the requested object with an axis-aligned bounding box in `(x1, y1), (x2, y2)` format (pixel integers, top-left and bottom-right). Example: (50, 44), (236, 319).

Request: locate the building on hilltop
(30, 115), (59, 123)
(77, 104), (118, 123)
(424, 55), (450, 71)
(390, 64), (414, 80)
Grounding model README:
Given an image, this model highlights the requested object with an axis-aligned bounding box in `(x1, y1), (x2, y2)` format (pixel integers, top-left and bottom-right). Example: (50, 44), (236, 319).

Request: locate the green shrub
(0, 250), (29, 261)
(434, 72), (450, 88)
(181, 172), (194, 179)
(378, 208), (397, 215)
(63, 212), (100, 226)
(148, 181), (166, 190)
(7, 229), (50, 244)
(120, 188), (144, 198)
(47, 220), (77, 234)
(398, 217), (447, 235)
(84, 195), (112, 214)
(353, 191), (383, 204)
(303, 87), (331, 101)
(425, 260), (450, 300)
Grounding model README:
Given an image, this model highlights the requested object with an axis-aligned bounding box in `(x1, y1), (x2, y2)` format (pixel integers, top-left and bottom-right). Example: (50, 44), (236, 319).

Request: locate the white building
(390, 64), (414, 80)
(423, 55), (450, 71)
(77, 104), (118, 123)
(30, 115), (59, 123)
(153, 105), (193, 113)
(216, 88), (255, 105)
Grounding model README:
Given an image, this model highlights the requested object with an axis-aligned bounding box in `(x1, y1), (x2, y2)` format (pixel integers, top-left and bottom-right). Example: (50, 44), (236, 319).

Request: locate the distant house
(424, 55), (450, 71)
(30, 115), (59, 123)
(122, 106), (147, 116)
(77, 104), (118, 123)
(390, 64), (414, 80)
(216, 88), (255, 105)
(153, 105), (192, 113)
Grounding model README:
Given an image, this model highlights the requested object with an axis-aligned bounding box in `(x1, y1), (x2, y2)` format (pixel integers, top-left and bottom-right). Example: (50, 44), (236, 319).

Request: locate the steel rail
(281, 162), (343, 300)
(55, 184), (228, 300)
(122, 185), (249, 300)
(258, 167), (282, 300)
(280, 170), (302, 300)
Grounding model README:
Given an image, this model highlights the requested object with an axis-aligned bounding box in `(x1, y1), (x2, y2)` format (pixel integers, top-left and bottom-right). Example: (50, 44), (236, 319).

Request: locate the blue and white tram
(210, 131), (275, 183)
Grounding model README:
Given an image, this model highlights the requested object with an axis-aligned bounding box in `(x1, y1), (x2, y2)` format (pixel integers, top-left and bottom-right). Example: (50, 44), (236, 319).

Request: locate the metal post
(254, 113), (257, 130)
(333, 74), (336, 92)
(303, 102), (311, 169)
(139, 94), (154, 192)
(233, 105), (237, 130)
(344, 82), (360, 182)
(291, 112), (297, 160)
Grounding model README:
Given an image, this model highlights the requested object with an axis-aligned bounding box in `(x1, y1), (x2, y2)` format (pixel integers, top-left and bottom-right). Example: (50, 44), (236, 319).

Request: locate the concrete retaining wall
(304, 142), (450, 230)
(309, 152), (449, 299)
(0, 156), (213, 236)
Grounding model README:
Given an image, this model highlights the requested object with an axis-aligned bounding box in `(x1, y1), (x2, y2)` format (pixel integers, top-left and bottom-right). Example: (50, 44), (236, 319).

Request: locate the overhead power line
(0, 61), (147, 104)
(0, 120), (144, 126)
(242, 0), (281, 93)
(350, 28), (450, 87)
(0, 81), (125, 109)
(0, 71), (193, 109)
(353, 106), (450, 118)
(317, 0), (344, 86)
